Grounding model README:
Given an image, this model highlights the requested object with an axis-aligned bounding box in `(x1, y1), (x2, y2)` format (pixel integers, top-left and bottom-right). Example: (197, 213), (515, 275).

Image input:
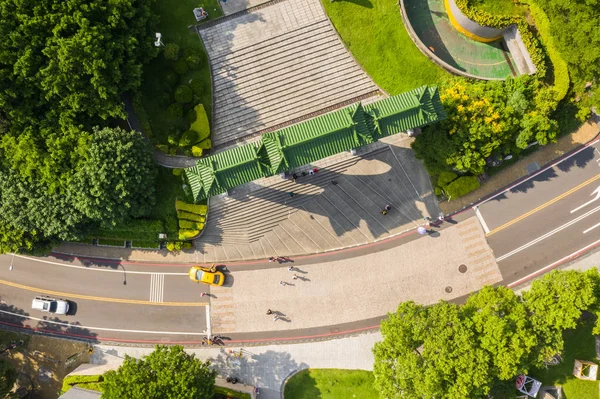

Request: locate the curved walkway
(403, 0), (516, 79)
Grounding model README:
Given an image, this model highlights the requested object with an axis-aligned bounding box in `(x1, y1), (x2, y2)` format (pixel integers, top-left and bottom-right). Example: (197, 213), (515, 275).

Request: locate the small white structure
(573, 359), (598, 381)
(154, 32), (163, 47)
(193, 7), (208, 21)
(516, 374), (542, 398)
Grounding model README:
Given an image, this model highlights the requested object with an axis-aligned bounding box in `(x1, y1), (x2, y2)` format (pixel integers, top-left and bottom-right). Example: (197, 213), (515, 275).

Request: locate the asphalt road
(474, 139), (600, 286)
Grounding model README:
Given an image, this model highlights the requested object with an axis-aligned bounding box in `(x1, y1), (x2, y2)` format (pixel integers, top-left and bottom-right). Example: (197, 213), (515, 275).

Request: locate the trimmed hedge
(437, 171), (458, 188)
(445, 176), (480, 199)
(214, 386), (251, 399)
(179, 219), (205, 230)
(190, 104), (210, 142)
(176, 200), (207, 215)
(177, 210), (205, 222)
(179, 129), (201, 147)
(523, 0), (569, 101)
(61, 374), (104, 393)
(178, 229), (200, 240)
(91, 219), (165, 242)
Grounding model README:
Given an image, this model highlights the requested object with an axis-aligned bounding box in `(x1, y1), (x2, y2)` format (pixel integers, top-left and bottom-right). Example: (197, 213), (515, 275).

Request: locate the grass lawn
(469, 0), (527, 17)
(532, 320), (600, 399)
(284, 369), (379, 399)
(321, 0), (451, 95)
(139, 0), (222, 147)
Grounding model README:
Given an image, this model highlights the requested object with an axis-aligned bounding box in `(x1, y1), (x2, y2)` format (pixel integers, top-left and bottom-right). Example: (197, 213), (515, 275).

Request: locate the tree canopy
(102, 345), (216, 399)
(373, 270), (600, 399)
(412, 77), (558, 176)
(0, 358), (17, 398)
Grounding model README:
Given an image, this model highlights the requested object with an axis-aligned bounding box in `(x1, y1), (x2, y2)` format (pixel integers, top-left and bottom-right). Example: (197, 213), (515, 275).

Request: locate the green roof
(185, 143), (270, 200)
(364, 85), (446, 139)
(185, 85), (445, 200)
(261, 102), (374, 174)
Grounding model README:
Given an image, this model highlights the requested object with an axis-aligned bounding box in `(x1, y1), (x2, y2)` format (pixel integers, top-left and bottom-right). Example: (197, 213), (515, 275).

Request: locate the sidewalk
(90, 332), (381, 399)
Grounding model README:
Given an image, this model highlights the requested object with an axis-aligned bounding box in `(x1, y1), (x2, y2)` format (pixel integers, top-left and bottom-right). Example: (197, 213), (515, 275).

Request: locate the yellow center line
(486, 173), (600, 237)
(0, 279), (207, 307)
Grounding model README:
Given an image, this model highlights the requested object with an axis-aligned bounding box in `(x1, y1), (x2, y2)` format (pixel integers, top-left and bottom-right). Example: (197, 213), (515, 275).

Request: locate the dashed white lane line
(206, 305), (212, 337)
(12, 255), (187, 276)
(497, 204), (600, 262)
(0, 309), (206, 335)
(474, 206), (490, 234)
(584, 221), (600, 234)
(149, 273), (165, 303)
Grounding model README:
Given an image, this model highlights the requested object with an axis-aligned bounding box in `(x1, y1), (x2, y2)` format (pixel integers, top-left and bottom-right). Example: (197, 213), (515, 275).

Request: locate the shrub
(174, 85), (193, 104)
(166, 242), (176, 251)
(174, 58), (189, 75)
(167, 103), (183, 118)
(185, 108), (198, 124)
(176, 200), (208, 215)
(183, 47), (204, 65)
(178, 229), (200, 240)
(177, 210), (204, 222)
(437, 171), (458, 188)
(156, 144), (169, 153)
(179, 129), (200, 147)
(62, 374), (104, 393)
(191, 146), (203, 157)
(197, 138), (212, 150)
(186, 55), (202, 70)
(190, 79), (204, 96)
(445, 176), (480, 199)
(165, 70), (179, 87)
(164, 43), (180, 60)
(183, 242), (193, 249)
(190, 104), (210, 141)
(434, 186), (443, 196)
(172, 168), (183, 176)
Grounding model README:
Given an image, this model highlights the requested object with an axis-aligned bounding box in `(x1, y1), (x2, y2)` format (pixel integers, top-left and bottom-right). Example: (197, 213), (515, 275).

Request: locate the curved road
(1, 138), (600, 344)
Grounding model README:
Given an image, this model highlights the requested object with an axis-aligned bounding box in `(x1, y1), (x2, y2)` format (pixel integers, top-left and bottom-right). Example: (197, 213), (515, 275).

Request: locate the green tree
(0, 358), (17, 397)
(102, 345), (216, 399)
(71, 127), (157, 227)
(523, 269), (598, 364)
(463, 286), (537, 380)
(373, 301), (492, 399)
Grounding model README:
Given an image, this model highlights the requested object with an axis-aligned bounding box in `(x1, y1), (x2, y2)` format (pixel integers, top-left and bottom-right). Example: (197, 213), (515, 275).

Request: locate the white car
(31, 296), (70, 315)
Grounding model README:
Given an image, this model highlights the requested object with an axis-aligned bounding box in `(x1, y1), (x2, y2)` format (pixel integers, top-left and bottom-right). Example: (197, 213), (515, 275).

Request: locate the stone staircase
(195, 140), (439, 261)
(198, 0), (380, 148)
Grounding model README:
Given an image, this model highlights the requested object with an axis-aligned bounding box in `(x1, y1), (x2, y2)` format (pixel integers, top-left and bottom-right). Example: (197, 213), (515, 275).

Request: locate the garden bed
(284, 369), (379, 399)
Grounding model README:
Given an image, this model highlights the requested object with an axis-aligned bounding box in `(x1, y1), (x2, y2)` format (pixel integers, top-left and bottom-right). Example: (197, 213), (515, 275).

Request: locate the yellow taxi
(188, 265), (225, 286)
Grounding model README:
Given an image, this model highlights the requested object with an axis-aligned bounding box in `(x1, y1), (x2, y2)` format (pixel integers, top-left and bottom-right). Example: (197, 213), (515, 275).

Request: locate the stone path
(198, 0), (380, 149)
(208, 215), (501, 334)
(196, 134), (439, 261)
(91, 332), (380, 399)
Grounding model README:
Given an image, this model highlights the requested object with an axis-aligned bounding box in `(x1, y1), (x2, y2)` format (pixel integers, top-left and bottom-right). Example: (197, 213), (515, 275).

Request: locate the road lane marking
(486, 173), (600, 237)
(571, 186), (600, 213)
(0, 279), (206, 307)
(149, 273), (165, 303)
(0, 310), (207, 335)
(13, 255), (188, 276)
(206, 305), (212, 338)
(507, 238), (600, 288)
(496, 204), (600, 262)
(474, 207), (490, 234)
(583, 222), (600, 234)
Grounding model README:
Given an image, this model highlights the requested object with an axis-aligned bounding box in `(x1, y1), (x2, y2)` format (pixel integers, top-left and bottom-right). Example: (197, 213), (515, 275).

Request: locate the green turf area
(139, 0), (222, 147)
(532, 320), (600, 399)
(470, 0), (527, 17)
(321, 0), (451, 94)
(284, 369), (379, 399)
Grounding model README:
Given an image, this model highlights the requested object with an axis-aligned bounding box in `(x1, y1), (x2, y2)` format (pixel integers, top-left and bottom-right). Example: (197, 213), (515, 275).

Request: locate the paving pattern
(198, 0), (380, 149)
(195, 135), (440, 261)
(208, 215), (501, 334)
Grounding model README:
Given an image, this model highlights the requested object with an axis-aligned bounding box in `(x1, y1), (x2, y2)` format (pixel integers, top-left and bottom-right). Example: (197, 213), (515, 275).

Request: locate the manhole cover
(445, 286), (453, 293)
(458, 264), (468, 273)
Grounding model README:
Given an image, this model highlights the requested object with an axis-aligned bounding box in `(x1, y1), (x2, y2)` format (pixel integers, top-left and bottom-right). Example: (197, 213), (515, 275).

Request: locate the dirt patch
(2, 331), (91, 398)
(440, 120), (600, 214)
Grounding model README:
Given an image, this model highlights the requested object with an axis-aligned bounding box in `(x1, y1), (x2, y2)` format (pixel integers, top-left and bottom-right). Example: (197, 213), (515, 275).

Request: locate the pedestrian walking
(266, 309), (273, 315)
(289, 192), (295, 198)
(292, 173), (298, 182)
(381, 209), (388, 215)
(438, 212), (445, 222)
(313, 168), (319, 173)
(385, 204), (391, 211)
(417, 226), (428, 235)
(293, 274), (299, 280)
(201, 292), (206, 297)
(309, 169), (314, 175)
(288, 266), (294, 272)
(269, 256), (275, 262)
(280, 280), (287, 286)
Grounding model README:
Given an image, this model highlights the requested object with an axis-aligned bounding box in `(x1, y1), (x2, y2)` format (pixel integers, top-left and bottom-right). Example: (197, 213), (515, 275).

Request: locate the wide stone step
(288, 209), (342, 250)
(312, 195), (371, 244)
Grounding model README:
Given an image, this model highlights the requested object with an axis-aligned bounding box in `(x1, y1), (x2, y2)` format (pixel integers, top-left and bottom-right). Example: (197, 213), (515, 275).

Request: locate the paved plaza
(198, 0), (380, 149)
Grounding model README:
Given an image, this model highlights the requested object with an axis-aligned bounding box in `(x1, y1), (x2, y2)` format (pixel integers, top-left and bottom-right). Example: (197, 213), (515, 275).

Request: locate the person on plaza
(280, 280), (287, 286)
(289, 192), (295, 198)
(266, 309), (273, 315)
(269, 256), (275, 262)
(381, 209), (388, 215)
(293, 274), (299, 280)
(292, 173), (298, 182)
(385, 204), (391, 211)
(288, 265), (294, 272)
(208, 263), (217, 272)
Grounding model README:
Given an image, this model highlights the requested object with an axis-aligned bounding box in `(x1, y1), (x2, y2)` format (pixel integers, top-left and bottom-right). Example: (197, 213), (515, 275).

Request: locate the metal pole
(9, 250), (18, 271)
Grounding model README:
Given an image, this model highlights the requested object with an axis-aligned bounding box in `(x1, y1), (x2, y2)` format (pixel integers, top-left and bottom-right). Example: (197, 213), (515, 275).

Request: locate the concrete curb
(279, 367), (308, 399)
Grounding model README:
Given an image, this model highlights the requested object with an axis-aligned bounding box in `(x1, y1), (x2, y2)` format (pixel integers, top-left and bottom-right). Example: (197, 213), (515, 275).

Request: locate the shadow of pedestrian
(427, 231), (441, 238)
